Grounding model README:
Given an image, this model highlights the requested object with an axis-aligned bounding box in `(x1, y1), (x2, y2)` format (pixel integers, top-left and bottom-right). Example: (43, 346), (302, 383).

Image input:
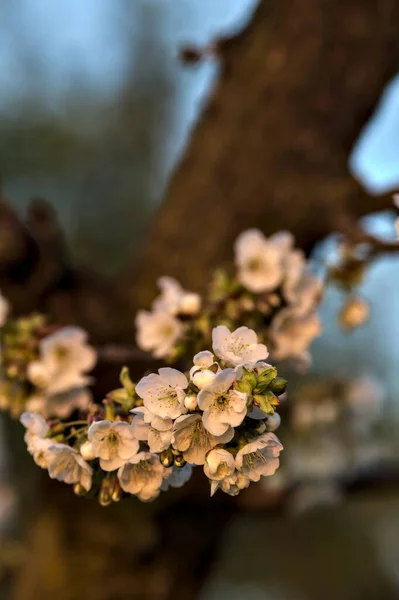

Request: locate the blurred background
(1, 1), (399, 599)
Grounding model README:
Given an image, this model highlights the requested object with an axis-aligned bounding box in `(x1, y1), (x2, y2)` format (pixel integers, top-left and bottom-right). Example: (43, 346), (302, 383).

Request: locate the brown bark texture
(129, 0), (399, 309)
(3, 1), (399, 598)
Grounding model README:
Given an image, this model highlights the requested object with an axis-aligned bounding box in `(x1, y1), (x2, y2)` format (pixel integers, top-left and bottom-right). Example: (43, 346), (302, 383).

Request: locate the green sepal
(254, 367), (277, 393)
(120, 367), (135, 395)
(253, 390), (279, 415)
(269, 376), (287, 395)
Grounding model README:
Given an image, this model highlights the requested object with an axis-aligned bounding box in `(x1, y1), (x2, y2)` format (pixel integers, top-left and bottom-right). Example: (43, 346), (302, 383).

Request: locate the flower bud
(255, 367), (277, 392)
(80, 440), (95, 461)
(179, 293), (201, 315)
(160, 449), (174, 468)
(265, 412), (281, 432)
(73, 483), (87, 496)
(99, 487), (112, 507)
(184, 394), (198, 410)
(191, 369), (216, 390)
(339, 297), (369, 330)
(110, 480), (123, 502)
(269, 377), (287, 396)
(174, 454), (187, 468)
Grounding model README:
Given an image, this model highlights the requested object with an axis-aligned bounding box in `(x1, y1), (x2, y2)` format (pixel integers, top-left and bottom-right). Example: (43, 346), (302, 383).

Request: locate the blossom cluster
(136, 229), (323, 368)
(0, 293), (96, 419)
(20, 325), (285, 503)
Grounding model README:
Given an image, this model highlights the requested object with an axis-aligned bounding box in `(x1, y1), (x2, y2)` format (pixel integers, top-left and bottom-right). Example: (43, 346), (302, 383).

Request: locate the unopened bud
(269, 377), (287, 396)
(179, 293), (201, 315)
(110, 480), (123, 502)
(99, 487), (112, 507)
(191, 369), (216, 390)
(160, 449), (174, 468)
(174, 454), (186, 468)
(73, 483), (87, 496)
(339, 297), (369, 330)
(265, 412), (281, 432)
(80, 440), (95, 461)
(184, 394), (198, 410)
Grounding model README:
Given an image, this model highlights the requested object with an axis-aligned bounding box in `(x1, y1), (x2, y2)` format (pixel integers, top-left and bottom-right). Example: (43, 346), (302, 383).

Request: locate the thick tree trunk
(6, 1), (399, 598)
(129, 0), (399, 308)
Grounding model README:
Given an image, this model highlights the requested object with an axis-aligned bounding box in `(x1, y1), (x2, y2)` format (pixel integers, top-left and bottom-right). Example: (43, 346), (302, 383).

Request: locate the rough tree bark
(4, 0), (399, 598)
(129, 0), (399, 308)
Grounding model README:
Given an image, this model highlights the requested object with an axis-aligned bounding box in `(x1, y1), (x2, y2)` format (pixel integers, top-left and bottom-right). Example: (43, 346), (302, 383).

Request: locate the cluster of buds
(20, 325), (285, 503)
(136, 229), (323, 368)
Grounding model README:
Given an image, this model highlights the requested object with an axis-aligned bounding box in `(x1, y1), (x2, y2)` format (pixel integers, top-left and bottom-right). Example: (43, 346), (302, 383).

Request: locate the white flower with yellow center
(135, 310), (182, 359)
(172, 413), (233, 465)
(270, 308), (322, 364)
(27, 327), (96, 396)
(204, 448), (236, 496)
(47, 443), (92, 491)
(235, 432), (283, 482)
(189, 350), (217, 389)
(118, 452), (165, 502)
(153, 276), (201, 316)
(212, 325), (268, 368)
(234, 229), (284, 293)
(197, 369), (248, 436)
(136, 367), (188, 420)
(88, 420), (139, 471)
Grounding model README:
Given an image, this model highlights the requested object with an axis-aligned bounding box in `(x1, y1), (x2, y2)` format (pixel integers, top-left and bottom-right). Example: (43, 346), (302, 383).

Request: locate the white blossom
(172, 413), (233, 465)
(189, 350), (217, 389)
(234, 229), (284, 293)
(118, 452), (165, 501)
(27, 436), (54, 468)
(88, 420), (139, 471)
(283, 259), (323, 315)
(153, 276), (201, 316)
(0, 292), (9, 327)
(47, 443), (92, 491)
(235, 432), (283, 481)
(131, 407), (173, 453)
(20, 413), (53, 468)
(161, 464), (193, 491)
(136, 367), (188, 420)
(212, 471), (251, 496)
(27, 327), (96, 396)
(197, 369), (247, 436)
(135, 310), (182, 359)
(212, 325), (268, 367)
(270, 308), (322, 364)
(204, 448), (235, 491)
(25, 388), (92, 419)
(20, 412), (49, 440)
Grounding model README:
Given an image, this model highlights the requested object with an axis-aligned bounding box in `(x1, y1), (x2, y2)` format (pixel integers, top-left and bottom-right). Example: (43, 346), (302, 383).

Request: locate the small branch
(96, 344), (156, 364)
